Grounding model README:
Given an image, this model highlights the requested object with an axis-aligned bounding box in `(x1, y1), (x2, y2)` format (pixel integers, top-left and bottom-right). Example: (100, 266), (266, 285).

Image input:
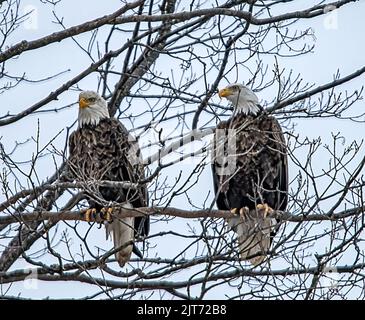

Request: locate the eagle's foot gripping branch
(84, 208), (97, 222)
(230, 207), (250, 220)
(84, 207), (113, 222)
(100, 207), (113, 222)
(256, 203), (274, 218)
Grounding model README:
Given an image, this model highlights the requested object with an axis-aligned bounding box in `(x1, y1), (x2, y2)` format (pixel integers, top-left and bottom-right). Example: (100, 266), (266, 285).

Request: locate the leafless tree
(1, 0), (364, 300)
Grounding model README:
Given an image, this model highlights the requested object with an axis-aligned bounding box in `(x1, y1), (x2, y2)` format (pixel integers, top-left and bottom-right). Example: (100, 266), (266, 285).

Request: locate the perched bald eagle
(212, 84), (288, 265)
(68, 91), (149, 267)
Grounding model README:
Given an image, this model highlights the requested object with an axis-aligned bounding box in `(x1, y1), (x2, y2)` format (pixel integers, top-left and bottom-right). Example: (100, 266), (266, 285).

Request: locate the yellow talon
(230, 208), (239, 215)
(239, 207), (249, 219)
(106, 207), (113, 221)
(85, 208), (96, 222)
(101, 207), (113, 222)
(257, 203), (273, 218)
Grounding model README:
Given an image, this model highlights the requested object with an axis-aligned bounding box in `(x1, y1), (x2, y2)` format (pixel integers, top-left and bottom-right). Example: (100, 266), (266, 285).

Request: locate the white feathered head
(218, 83), (260, 115)
(78, 91), (110, 127)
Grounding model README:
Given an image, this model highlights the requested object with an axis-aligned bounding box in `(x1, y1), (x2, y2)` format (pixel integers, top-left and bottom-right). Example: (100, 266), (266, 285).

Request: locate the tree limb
(1, 205), (364, 226)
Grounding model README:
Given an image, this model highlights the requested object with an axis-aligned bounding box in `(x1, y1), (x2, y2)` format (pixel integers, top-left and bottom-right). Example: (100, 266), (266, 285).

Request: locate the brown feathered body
(68, 117), (149, 266)
(212, 113), (288, 264)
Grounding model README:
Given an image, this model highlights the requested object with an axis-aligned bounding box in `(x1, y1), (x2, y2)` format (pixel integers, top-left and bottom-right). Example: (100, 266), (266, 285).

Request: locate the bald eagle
(68, 91), (149, 267)
(212, 84), (288, 265)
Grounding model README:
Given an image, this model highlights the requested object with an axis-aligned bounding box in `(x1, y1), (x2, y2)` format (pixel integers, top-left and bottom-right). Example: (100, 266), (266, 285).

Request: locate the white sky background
(0, 0), (365, 299)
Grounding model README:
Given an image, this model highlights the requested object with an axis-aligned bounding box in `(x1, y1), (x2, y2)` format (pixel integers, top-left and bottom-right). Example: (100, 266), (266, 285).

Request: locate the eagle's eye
(231, 85), (239, 91)
(88, 97), (96, 103)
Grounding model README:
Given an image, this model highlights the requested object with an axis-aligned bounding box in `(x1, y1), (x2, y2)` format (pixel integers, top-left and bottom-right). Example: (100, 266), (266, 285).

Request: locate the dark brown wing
(212, 113), (288, 248)
(68, 118), (149, 237)
(212, 113), (287, 210)
(269, 116), (288, 212)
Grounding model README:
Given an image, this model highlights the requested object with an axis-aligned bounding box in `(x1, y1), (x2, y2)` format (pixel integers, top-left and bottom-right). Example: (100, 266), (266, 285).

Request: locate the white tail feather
(105, 203), (134, 267)
(228, 213), (274, 266)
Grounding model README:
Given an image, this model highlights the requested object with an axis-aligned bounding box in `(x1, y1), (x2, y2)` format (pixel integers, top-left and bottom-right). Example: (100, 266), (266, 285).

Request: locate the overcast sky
(1, 0), (365, 299)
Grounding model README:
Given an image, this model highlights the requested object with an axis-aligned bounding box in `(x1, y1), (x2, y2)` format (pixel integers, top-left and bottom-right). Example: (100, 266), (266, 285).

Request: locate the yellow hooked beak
(218, 87), (233, 98)
(79, 97), (89, 109)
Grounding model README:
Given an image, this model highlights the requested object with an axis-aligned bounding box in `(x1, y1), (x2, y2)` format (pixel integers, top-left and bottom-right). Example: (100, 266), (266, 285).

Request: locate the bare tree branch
(1, 205), (364, 226)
